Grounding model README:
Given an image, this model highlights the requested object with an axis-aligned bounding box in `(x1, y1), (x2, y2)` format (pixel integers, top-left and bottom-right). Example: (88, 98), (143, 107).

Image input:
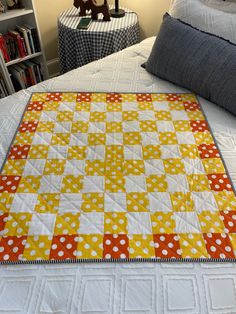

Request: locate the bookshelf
(0, 0), (48, 98)
(0, 9), (34, 21)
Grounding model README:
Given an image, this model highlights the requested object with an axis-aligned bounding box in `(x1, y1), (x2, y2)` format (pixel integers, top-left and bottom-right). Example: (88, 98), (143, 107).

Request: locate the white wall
(109, 0), (172, 39)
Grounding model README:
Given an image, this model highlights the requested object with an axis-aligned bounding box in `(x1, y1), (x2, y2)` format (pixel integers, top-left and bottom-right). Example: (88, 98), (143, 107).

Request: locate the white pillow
(169, 0), (236, 44)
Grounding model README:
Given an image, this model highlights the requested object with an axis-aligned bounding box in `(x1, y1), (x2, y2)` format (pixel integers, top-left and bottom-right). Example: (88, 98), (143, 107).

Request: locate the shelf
(6, 52), (42, 66)
(0, 9), (33, 22)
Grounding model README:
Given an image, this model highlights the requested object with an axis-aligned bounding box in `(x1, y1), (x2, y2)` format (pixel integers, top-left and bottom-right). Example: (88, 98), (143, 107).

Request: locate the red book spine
(20, 37), (27, 56)
(9, 33), (26, 58)
(27, 66), (36, 85)
(0, 35), (10, 62)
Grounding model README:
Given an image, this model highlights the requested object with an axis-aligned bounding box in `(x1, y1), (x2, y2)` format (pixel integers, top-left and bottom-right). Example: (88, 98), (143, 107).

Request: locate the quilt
(0, 92), (236, 264)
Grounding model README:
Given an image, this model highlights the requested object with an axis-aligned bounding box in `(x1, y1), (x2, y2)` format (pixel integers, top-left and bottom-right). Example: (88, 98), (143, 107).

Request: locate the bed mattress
(0, 37), (236, 313)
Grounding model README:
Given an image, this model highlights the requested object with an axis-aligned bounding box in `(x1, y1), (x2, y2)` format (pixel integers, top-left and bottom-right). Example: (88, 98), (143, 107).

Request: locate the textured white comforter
(0, 37), (236, 314)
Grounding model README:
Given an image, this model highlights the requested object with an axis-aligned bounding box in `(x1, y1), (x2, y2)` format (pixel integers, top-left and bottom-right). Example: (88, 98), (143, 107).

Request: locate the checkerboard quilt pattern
(0, 92), (236, 264)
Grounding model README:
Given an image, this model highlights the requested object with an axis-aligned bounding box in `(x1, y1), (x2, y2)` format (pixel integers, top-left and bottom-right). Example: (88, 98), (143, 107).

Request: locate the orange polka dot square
(0, 236), (27, 262)
(220, 211), (236, 233)
(8, 145), (31, 160)
(153, 234), (181, 259)
(190, 120), (209, 133)
(19, 121), (38, 133)
(103, 234), (129, 259)
(49, 235), (78, 260)
(0, 175), (21, 193)
(203, 233), (234, 259)
(27, 101), (44, 112)
(76, 92), (91, 102)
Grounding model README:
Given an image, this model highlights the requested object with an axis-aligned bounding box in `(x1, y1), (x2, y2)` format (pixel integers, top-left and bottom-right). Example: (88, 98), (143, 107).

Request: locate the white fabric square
(160, 145), (181, 159)
(104, 193), (127, 212)
(171, 110), (189, 121)
(40, 111), (57, 122)
(11, 193), (38, 213)
(58, 101), (75, 111)
(149, 192), (172, 212)
(38, 175), (63, 193)
(183, 158), (205, 174)
(125, 175), (146, 192)
(124, 145), (143, 160)
(153, 101), (169, 111)
(83, 176), (104, 192)
(122, 121), (140, 132)
(69, 133), (88, 146)
(28, 213), (56, 235)
(86, 145), (105, 160)
(138, 110), (155, 121)
(88, 122), (105, 133)
(141, 132), (159, 145)
(166, 175), (189, 193)
(176, 132), (196, 144)
(73, 111), (90, 121)
(122, 102), (137, 111)
(106, 112), (122, 122)
(157, 121), (175, 132)
(90, 102), (106, 112)
(192, 192), (219, 213)
(58, 193), (82, 213)
(144, 160), (165, 175)
(54, 122), (72, 133)
(48, 146), (68, 159)
(23, 159), (46, 176)
(78, 213), (104, 234)
(64, 160), (85, 175)
(106, 133), (123, 145)
(127, 213), (152, 234)
(173, 212), (201, 233)
(32, 132), (52, 145)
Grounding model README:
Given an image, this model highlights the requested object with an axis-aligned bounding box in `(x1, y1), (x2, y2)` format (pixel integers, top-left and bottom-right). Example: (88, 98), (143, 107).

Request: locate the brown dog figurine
(74, 0), (111, 21)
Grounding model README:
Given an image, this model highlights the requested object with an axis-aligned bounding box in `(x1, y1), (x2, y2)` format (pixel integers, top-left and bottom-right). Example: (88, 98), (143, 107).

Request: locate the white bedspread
(0, 37), (236, 314)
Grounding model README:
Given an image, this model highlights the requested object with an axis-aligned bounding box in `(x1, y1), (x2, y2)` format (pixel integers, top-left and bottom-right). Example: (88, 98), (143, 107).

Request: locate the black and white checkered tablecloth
(58, 7), (140, 73)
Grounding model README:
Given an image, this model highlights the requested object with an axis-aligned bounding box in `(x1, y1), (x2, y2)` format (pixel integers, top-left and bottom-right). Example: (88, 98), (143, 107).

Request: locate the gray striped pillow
(145, 13), (236, 116)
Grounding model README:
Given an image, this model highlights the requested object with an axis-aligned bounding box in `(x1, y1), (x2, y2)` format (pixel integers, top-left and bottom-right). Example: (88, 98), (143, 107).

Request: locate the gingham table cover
(58, 7), (140, 73)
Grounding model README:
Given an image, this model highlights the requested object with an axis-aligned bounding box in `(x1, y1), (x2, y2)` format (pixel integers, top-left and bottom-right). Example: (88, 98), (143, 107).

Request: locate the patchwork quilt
(0, 92), (236, 264)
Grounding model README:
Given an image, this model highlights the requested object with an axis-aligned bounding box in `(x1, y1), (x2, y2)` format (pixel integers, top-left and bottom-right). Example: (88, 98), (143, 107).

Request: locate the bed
(0, 34), (236, 313)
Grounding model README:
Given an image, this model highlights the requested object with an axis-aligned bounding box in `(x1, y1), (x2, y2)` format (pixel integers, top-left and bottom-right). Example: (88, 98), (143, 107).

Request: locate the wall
(109, 0), (172, 39)
(34, 0), (72, 76)
(34, 0), (172, 77)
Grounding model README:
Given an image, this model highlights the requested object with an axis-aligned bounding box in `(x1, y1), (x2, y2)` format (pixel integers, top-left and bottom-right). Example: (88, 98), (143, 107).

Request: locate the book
(16, 25), (31, 55)
(0, 33), (10, 62)
(8, 30), (26, 58)
(24, 25), (41, 52)
(25, 27), (35, 54)
(0, 25), (41, 65)
(25, 60), (37, 84)
(31, 60), (43, 81)
(9, 64), (26, 89)
(9, 59), (44, 91)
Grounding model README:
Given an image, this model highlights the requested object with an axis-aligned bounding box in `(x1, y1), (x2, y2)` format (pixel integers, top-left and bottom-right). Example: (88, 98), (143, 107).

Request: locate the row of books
(0, 25), (41, 63)
(9, 60), (44, 91)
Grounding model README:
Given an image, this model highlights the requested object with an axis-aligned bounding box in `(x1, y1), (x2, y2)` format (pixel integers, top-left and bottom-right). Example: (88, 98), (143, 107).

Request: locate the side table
(58, 7), (139, 73)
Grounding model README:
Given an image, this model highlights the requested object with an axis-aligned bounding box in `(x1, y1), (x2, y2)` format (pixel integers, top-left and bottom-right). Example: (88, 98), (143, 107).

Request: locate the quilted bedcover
(0, 38), (236, 313)
(0, 91), (236, 264)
